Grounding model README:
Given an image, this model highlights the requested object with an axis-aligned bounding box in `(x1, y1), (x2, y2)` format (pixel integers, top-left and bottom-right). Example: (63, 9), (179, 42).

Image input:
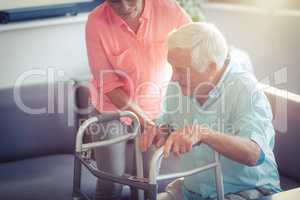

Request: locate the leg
(72, 155), (82, 200)
(157, 179), (184, 200)
(91, 119), (127, 200)
(141, 146), (155, 199)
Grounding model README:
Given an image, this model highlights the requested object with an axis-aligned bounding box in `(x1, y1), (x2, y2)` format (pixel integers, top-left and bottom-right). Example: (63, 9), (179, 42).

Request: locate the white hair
(167, 22), (228, 72)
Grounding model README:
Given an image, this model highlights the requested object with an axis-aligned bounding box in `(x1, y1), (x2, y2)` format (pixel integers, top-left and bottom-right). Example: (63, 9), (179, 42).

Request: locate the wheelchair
(72, 111), (224, 200)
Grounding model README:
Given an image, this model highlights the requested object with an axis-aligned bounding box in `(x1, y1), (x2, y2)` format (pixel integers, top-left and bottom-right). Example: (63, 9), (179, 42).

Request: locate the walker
(72, 111), (224, 200)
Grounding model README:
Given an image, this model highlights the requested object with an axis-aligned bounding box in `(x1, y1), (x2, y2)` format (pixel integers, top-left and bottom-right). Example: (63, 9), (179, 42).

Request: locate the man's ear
(208, 62), (217, 76)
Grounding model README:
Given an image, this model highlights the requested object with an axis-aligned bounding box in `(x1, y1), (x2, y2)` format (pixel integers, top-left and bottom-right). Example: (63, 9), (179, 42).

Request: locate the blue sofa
(0, 80), (299, 200)
(0, 80), (133, 200)
(267, 89), (300, 190)
(0, 81), (97, 200)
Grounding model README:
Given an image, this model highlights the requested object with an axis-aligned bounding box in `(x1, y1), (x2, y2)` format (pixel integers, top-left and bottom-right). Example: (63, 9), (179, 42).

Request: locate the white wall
(202, 4), (300, 94)
(0, 14), (90, 89)
(0, 0), (93, 10)
(0, 6), (299, 93)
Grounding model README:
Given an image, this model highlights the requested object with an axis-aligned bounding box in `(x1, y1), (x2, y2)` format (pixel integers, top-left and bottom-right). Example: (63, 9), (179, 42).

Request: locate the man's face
(167, 48), (213, 96)
(106, 0), (143, 20)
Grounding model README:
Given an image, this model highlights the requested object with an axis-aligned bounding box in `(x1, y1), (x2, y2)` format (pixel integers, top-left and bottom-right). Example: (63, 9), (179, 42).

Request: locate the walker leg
(134, 137), (145, 200)
(73, 155), (82, 200)
(130, 145), (139, 200)
(214, 152), (224, 200)
(130, 186), (139, 200)
(148, 184), (158, 200)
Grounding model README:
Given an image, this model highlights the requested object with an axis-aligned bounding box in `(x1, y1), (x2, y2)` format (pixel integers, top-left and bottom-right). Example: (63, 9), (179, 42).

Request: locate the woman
(85, 0), (191, 199)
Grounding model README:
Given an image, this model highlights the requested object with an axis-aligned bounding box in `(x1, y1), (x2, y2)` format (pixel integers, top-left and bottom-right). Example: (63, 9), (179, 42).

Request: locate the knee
(157, 192), (174, 200)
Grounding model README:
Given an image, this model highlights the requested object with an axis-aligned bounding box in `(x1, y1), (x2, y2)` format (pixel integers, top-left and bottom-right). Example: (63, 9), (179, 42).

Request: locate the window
(0, 0), (103, 24)
(177, 0), (204, 21)
(205, 0), (300, 10)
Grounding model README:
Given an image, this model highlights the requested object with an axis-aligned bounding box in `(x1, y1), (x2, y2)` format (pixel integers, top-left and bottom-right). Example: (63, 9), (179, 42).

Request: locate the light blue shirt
(157, 49), (281, 199)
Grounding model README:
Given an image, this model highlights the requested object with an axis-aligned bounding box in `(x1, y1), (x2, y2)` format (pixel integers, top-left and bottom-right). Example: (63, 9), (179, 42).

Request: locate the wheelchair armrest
(75, 111), (140, 152)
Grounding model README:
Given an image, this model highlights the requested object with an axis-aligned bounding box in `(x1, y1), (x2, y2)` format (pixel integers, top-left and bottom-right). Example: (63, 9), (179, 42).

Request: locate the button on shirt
(157, 48), (281, 199)
(86, 0), (191, 119)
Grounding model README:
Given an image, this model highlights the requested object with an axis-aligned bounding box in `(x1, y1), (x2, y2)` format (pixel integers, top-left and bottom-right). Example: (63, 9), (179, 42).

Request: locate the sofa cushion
(0, 154), (132, 200)
(0, 154), (92, 200)
(266, 91), (300, 183)
(0, 81), (76, 162)
(280, 175), (300, 191)
(263, 89), (300, 191)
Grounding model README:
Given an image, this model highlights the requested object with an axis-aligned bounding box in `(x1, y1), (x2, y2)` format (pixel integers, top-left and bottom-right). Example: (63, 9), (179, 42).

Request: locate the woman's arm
(106, 87), (153, 126)
(107, 87), (160, 152)
(86, 18), (153, 126)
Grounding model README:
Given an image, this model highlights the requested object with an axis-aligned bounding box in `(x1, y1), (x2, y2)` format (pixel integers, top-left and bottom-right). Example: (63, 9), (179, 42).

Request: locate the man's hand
(139, 123), (170, 152)
(163, 125), (203, 158)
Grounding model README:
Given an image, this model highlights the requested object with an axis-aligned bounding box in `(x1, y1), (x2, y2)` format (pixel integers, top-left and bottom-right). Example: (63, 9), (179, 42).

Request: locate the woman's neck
(125, 0), (144, 33)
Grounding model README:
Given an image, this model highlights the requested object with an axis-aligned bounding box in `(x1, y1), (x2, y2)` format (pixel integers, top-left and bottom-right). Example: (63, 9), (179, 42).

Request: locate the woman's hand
(139, 123), (171, 152)
(139, 121), (157, 152)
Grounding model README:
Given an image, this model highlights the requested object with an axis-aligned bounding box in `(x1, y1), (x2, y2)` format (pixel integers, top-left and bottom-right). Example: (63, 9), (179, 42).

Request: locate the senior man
(140, 22), (281, 200)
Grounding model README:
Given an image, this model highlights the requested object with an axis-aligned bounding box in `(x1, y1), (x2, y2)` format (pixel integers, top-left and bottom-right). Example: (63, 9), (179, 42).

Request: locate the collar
(192, 51), (233, 109)
(207, 53), (232, 99)
(140, 0), (151, 20)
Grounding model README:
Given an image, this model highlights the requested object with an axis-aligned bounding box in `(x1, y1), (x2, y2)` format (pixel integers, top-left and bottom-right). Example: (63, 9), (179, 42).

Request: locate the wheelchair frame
(72, 111), (224, 200)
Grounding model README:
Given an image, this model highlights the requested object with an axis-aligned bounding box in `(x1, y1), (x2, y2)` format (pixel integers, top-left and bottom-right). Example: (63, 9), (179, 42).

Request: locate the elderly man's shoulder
(228, 66), (261, 98)
(228, 49), (258, 92)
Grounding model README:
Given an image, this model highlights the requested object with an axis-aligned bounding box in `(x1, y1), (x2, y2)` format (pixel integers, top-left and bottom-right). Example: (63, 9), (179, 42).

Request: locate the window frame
(0, 0), (103, 24)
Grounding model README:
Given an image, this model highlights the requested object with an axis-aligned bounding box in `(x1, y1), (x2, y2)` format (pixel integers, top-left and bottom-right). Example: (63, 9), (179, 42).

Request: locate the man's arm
(163, 84), (269, 166)
(201, 130), (261, 166)
(163, 125), (261, 167)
